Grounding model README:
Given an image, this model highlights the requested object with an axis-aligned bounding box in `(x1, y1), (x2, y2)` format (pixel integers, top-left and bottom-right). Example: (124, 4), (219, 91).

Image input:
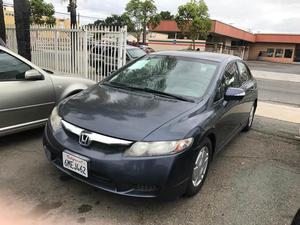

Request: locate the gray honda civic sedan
(43, 51), (257, 199)
(0, 46), (95, 136)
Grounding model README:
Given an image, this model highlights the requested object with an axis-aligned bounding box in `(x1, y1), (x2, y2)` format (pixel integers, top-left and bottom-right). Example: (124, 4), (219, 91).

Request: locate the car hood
(59, 84), (197, 141)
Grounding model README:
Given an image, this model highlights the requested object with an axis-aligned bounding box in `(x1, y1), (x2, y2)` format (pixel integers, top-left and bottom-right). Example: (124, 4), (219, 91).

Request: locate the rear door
(236, 61), (257, 124)
(0, 50), (55, 131)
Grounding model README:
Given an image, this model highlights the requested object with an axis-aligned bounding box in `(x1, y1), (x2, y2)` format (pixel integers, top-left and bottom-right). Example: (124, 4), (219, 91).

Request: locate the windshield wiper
(102, 82), (194, 102)
(140, 88), (194, 102)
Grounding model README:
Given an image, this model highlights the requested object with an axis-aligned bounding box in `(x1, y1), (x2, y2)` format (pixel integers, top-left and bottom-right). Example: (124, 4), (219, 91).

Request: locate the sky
(5, 0), (300, 33)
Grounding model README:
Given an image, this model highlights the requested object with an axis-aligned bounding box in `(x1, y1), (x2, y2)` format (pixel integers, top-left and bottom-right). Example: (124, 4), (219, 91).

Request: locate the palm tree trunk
(13, 0), (31, 60)
(0, 0), (6, 43)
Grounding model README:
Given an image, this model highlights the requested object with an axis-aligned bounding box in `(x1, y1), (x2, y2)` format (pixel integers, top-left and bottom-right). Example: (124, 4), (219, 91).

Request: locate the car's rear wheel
(184, 138), (211, 197)
(243, 104), (256, 132)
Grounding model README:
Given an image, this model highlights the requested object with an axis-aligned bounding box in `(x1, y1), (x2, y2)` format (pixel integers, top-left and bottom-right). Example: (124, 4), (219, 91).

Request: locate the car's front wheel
(184, 137), (212, 197)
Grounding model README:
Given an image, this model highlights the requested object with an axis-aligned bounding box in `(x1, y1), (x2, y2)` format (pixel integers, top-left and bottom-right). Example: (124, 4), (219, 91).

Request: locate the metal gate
(6, 25), (127, 82)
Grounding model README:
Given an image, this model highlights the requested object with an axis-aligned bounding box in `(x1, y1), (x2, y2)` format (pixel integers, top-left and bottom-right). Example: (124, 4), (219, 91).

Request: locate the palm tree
(66, 0), (77, 27)
(13, 0), (31, 60)
(0, 0), (6, 43)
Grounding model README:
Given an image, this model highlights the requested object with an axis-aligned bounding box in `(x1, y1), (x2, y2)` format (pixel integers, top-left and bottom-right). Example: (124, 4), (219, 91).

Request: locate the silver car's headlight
(124, 138), (194, 157)
(50, 107), (62, 132)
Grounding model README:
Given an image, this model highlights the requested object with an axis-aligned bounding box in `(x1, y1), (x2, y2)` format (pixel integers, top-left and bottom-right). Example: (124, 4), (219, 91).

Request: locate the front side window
(237, 61), (251, 83)
(223, 63), (240, 88)
(0, 50), (31, 81)
(214, 62), (240, 102)
(108, 56), (218, 99)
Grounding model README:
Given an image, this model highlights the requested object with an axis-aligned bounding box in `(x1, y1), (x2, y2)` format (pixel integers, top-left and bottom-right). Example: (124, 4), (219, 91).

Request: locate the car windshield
(127, 48), (146, 59)
(108, 55), (218, 99)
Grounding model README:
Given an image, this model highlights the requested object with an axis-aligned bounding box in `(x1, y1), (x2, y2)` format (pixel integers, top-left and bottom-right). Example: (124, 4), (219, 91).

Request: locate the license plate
(62, 151), (88, 178)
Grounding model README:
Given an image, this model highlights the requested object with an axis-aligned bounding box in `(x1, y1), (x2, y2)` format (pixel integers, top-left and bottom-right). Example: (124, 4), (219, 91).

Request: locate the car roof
(151, 51), (241, 63)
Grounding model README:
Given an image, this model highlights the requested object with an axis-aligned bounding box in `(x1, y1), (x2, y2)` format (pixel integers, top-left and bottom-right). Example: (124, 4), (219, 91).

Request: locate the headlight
(50, 107), (62, 132)
(124, 138), (193, 157)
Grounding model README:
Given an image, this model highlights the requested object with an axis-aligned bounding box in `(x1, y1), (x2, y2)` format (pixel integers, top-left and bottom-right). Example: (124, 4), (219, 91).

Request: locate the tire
(243, 103), (256, 132)
(184, 137), (212, 197)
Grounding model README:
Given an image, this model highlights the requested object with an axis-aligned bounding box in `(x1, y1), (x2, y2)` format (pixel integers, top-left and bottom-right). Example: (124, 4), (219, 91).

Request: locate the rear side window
(237, 61), (251, 83)
(0, 50), (31, 81)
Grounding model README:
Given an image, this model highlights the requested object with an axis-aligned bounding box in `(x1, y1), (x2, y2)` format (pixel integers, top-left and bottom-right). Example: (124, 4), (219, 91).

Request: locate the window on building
(275, 49), (284, 58)
(266, 48), (274, 57)
(284, 49), (293, 58)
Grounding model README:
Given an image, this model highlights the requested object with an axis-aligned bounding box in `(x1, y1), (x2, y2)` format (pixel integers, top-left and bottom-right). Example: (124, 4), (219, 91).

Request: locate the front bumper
(43, 122), (195, 198)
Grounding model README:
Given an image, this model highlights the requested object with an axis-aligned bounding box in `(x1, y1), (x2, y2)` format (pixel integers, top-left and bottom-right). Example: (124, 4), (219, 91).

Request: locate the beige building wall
(4, 6), (70, 28)
(248, 43), (296, 63)
(3, 6), (15, 26)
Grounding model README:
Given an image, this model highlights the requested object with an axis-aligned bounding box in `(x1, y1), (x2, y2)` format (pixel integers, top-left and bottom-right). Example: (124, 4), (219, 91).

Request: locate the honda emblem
(79, 131), (91, 147)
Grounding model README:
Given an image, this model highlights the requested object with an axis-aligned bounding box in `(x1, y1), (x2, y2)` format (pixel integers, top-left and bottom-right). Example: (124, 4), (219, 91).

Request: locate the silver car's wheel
(192, 146), (209, 187)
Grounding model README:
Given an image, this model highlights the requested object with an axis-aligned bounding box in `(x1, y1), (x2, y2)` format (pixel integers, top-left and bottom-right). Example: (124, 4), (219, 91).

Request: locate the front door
(0, 50), (55, 131)
(213, 62), (244, 151)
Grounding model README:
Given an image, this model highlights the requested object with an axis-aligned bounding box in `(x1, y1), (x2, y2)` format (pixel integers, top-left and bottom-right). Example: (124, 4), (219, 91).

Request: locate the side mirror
(25, 69), (44, 80)
(224, 87), (245, 101)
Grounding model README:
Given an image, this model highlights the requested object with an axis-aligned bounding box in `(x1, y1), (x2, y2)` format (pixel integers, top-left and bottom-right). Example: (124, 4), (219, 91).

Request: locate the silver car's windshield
(108, 55), (218, 99)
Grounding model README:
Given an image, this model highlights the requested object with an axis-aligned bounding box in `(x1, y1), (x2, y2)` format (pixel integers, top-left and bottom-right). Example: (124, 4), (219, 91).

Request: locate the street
(0, 62), (299, 225)
(257, 79), (300, 106)
(247, 61), (300, 75)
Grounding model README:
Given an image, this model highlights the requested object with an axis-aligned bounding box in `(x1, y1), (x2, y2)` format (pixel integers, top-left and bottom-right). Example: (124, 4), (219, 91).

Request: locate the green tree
(125, 0), (160, 44)
(175, 0), (211, 50)
(0, 0), (6, 43)
(30, 0), (56, 25)
(94, 14), (135, 32)
(159, 11), (174, 20)
(14, 0), (31, 60)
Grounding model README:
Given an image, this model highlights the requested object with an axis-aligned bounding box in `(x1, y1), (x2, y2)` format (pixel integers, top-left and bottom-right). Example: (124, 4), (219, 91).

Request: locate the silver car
(0, 46), (95, 136)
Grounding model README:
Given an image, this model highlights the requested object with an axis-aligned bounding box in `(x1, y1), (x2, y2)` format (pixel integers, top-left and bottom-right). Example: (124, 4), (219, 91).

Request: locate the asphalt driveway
(0, 116), (299, 225)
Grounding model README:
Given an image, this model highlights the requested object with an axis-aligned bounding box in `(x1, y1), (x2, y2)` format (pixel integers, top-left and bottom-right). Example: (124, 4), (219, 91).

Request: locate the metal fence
(6, 25), (127, 82)
(205, 43), (249, 60)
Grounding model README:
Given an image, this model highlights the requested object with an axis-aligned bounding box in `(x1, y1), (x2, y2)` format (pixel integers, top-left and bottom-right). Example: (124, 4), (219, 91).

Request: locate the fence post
(122, 26), (127, 67)
(83, 27), (88, 78)
(55, 29), (59, 71)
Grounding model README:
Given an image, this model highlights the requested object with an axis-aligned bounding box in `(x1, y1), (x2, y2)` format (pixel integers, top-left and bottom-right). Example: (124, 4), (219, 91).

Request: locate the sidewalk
(252, 70), (300, 83)
(256, 101), (300, 124)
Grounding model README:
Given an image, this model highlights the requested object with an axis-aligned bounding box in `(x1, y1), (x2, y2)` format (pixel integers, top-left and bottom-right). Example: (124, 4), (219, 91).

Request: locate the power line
(55, 11), (104, 20)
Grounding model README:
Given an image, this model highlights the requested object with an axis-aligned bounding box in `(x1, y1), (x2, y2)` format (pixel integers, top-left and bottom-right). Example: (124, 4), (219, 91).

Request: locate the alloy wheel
(192, 146), (209, 187)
